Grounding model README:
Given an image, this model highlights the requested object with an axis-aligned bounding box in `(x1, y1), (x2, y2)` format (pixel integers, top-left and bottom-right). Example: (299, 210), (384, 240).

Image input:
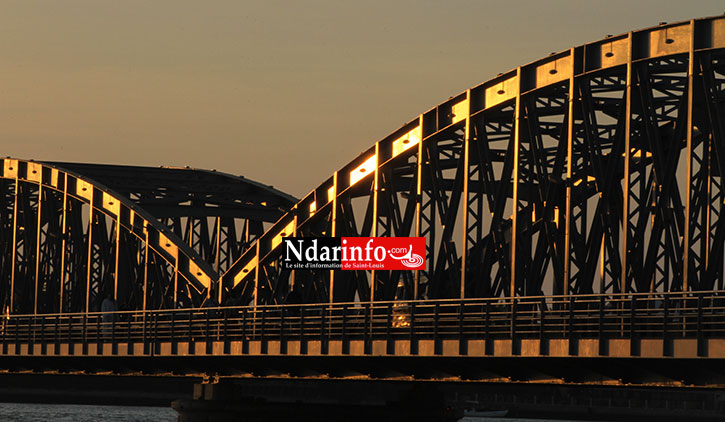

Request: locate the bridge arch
(0, 158), (295, 313)
(223, 16), (725, 305)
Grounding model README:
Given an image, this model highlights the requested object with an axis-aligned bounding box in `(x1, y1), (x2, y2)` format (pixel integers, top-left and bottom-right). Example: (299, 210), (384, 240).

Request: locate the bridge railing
(2, 291), (724, 355)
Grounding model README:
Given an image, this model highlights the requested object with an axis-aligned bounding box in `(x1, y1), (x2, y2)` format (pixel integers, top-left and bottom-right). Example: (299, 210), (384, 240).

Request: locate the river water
(0, 403), (177, 422)
(0, 403), (587, 421)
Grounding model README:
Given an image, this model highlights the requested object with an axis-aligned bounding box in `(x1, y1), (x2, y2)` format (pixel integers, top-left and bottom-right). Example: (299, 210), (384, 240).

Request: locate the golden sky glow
(2, 1), (723, 197)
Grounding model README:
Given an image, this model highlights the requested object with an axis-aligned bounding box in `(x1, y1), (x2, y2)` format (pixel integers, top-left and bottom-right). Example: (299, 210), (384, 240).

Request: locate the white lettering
(374, 246), (385, 261)
(286, 240), (303, 261)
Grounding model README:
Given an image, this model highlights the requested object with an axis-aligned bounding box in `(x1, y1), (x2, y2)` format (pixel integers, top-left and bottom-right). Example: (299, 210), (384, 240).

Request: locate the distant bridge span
(0, 159), (296, 313)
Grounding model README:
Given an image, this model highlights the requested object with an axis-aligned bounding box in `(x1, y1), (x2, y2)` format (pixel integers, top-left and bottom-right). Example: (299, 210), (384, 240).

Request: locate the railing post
(205, 309), (212, 355)
(485, 301), (492, 355)
(142, 310), (148, 355)
(187, 310), (194, 355)
(511, 298), (519, 355)
(409, 302), (417, 355)
(599, 296), (607, 356)
(259, 307), (267, 354)
(568, 295), (577, 356)
(54, 315), (60, 355)
(434, 302), (441, 355)
(68, 315), (74, 355)
(299, 307), (306, 355)
(1, 315), (6, 355)
(458, 300), (466, 355)
(386, 303), (393, 355)
(242, 308), (249, 355)
(697, 293), (706, 357)
(96, 314), (102, 354)
(40, 316), (46, 355)
(320, 304), (328, 355)
(539, 297), (548, 356)
(280, 307), (287, 355)
(630, 295), (640, 356)
(82, 313), (88, 355)
(663, 294), (672, 356)
(154, 311), (160, 356)
(27, 316), (34, 355)
(170, 311), (177, 355)
(111, 312), (117, 355)
(363, 303), (370, 355)
(127, 312), (133, 355)
(341, 304), (348, 355)
(222, 310), (229, 355)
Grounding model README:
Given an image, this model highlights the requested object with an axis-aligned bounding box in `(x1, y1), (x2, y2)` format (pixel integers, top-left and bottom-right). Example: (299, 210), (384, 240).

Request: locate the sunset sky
(2, 1), (723, 197)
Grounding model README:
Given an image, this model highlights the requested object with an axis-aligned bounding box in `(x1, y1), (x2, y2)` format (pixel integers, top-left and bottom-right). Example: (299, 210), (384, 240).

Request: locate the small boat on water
(463, 408), (509, 418)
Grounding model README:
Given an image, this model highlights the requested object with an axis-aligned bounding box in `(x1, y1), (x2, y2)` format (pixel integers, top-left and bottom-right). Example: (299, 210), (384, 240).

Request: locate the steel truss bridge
(3, 17), (725, 396)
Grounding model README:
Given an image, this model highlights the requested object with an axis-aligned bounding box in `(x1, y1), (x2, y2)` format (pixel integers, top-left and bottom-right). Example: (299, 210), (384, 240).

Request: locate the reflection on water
(0, 403), (176, 422)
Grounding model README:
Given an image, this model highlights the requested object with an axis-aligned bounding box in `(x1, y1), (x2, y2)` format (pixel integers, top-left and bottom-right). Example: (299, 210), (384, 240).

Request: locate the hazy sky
(2, 1), (723, 198)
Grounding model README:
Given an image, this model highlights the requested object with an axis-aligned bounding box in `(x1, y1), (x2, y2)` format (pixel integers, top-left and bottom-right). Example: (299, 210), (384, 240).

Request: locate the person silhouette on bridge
(101, 293), (117, 340)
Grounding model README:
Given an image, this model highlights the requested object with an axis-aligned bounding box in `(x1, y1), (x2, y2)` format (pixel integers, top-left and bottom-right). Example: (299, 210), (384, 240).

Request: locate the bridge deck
(2, 292), (724, 360)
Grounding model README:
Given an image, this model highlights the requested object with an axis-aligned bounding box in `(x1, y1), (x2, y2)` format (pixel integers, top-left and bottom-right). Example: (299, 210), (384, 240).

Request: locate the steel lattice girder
(223, 17), (725, 306)
(0, 159), (296, 314)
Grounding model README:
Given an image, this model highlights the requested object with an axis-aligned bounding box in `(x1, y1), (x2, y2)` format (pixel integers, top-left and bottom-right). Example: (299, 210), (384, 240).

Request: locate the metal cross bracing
(0, 159), (296, 315)
(222, 17), (725, 308)
(45, 162), (296, 279)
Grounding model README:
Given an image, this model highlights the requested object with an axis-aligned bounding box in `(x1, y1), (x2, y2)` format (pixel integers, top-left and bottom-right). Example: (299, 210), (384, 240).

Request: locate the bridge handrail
(2, 291), (724, 353)
(4, 289), (723, 319)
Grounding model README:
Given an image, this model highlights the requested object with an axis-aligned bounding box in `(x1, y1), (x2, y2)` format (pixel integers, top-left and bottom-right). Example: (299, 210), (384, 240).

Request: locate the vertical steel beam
(370, 145), (380, 302)
(85, 198), (93, 313)
(9, 177), (18, 313)
(414, 115), (424, 300)
(510, 67), (522, 297)
(564, 49), (576, 296)
(621, 32), (634, 295)
(329, 171), (338, 303)
(289, 211), (298, 293)
(59, 174), (68, 313)
(215, 216), (221, 274)
(173, 256), (179, 308)
(600, 236), (605, 293)
(33, 185), (42, 314)
(460, 90), (471, 299)
(142, 224), (149, 311)
(114, 213), (120, 301)
(253, 241), (260, 308)
(217, 220), (225, 304)
(683, 20), (695, 292)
